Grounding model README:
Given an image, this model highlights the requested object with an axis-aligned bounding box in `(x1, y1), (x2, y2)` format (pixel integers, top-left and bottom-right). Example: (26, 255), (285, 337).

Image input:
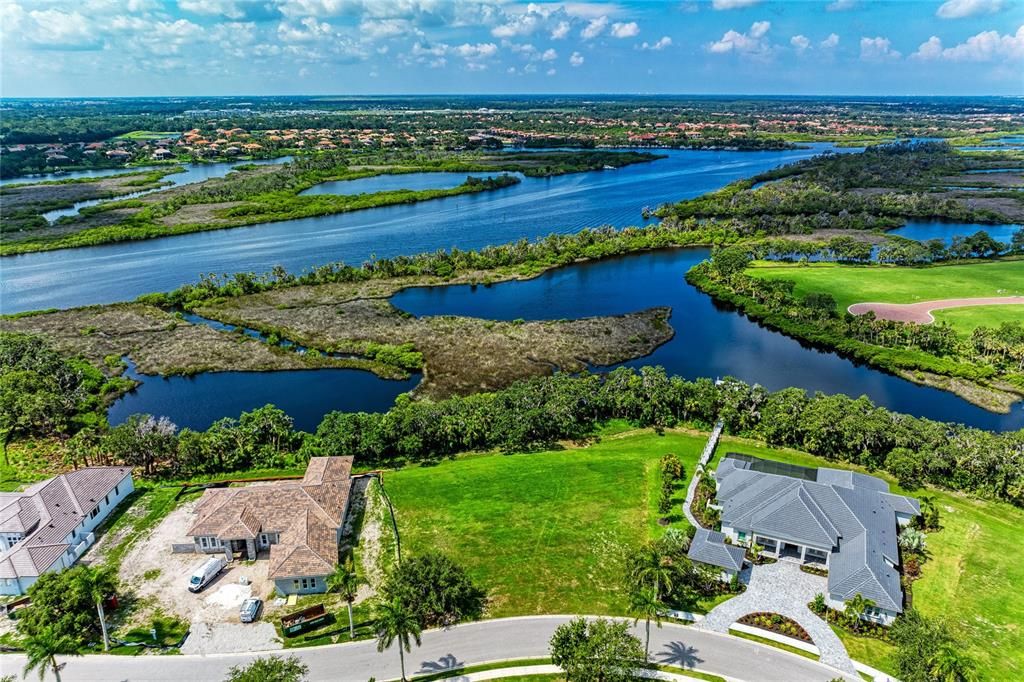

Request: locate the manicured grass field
(386, 430), (707, 617)
(932, 304), (1024, 330)
(388, 428), (1022, 679)
(748, 259), (1024, 334)
(711, 435), (1024, 681)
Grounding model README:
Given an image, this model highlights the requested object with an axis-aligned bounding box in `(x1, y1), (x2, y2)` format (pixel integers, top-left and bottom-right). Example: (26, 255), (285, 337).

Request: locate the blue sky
(1, 0), (1022, 97)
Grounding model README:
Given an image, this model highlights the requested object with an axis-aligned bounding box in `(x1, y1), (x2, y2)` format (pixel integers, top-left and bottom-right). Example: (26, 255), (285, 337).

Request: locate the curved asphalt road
(0, 616), (859, 682)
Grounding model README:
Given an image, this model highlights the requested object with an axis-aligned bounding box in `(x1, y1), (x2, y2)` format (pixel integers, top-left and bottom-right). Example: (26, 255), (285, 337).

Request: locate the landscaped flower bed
(737, 612), (811, 642)
(799, 563), (827, 577)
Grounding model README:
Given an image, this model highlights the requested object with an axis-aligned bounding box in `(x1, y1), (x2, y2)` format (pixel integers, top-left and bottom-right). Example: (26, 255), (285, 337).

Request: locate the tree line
(30, 365), (1023, 506)
(689, 246), (1024, 387)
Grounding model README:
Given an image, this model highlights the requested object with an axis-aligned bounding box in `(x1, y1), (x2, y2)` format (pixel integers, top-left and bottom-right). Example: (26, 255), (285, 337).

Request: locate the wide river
(2, 145), (1020, 432)
(1, 144), (846, 313)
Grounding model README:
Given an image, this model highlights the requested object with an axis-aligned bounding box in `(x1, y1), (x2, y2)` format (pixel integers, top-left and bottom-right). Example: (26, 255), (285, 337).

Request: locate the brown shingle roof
(188, 457), (353, 580)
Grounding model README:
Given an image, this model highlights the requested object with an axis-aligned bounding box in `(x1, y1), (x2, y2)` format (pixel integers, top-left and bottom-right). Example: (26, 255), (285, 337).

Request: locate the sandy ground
(848, 296), (1024, 323)
(117, 497), (282, 653)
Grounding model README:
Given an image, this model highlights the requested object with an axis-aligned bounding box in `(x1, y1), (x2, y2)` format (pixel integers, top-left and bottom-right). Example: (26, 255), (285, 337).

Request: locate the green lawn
(932, 304), (1024, 330)
(748, 259), (1024, 334)
(711, 435), (1023, 681)
(387, 431), (707, 617)
(387, 429), (1022, 679)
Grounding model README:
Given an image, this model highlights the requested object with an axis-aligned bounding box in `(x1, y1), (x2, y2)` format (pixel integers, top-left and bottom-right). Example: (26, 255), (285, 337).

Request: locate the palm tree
(629, 543), (673, 599)
(75, 565), (118, 651)
(375, 597), (422, 682)
(22, 626), (80, 682)
(929, 643), (978, 682)
(627, 584), (663, 660)
(327, 557), (365, 639)
(843, 593), (875, 630)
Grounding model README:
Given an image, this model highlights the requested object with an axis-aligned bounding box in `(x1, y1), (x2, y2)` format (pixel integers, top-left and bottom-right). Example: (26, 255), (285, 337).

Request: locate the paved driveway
(0, 615), (859, 682)
(696, 561), (857, 676)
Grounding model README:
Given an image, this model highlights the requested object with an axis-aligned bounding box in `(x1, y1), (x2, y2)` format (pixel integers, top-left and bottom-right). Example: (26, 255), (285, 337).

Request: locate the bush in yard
(383, 552), (487, 627)
(550, 617), (644, 682)
(224, 655), (308, 682)
(890, 610), (977, 682)
(660, 453), (684, 483)
(898, 527), (927, 554)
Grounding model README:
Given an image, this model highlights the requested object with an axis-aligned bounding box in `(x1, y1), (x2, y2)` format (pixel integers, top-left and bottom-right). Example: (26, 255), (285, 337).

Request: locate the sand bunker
(848, 296), (1024, 324)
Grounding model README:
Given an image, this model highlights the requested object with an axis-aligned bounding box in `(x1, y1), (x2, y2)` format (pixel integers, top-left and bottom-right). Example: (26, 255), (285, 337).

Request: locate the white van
(188, 556), (226, 593)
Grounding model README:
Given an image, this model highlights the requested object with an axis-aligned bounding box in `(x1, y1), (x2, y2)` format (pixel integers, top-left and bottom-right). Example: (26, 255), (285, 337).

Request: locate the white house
(698, 454), (919, 625)
(0, 467), (135, 595)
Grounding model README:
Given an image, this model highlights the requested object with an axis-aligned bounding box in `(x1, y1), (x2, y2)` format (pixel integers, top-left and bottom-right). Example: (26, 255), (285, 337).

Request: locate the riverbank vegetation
(0, 167), (182, 235)
(687, 251), (1024, 412)
(4, 362), (1022, 509)
(0, 150), (661, 255)
(656, 141), (1023, 230)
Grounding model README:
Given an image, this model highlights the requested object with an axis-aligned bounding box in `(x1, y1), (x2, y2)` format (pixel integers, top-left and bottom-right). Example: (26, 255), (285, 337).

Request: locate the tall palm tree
(929, 643), (978, 682)
(629, 543), (673, 599)
(22, 626), (80, 682)
(75, 565), (117, 651)
(627, 584), (663, 660)
(375, 597), (422, 682)
(327, 557), (365, 639)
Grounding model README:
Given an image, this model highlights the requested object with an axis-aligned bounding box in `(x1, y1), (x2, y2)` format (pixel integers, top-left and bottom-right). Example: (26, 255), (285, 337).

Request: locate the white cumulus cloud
(712, 0), (761, 9)
(569, 50), (584, 66)
(936, 0), (1004, 19)
(550, 20), (570, 40)
(790, 34), (810, 54)
(639, 36), (672, 51)
(581, 15), (608, 40)
(860, 36), (901, 61)
(826, 0), (857, 10)
(911, 26), (1024, 61)
(610, 21), (639, 38)
(820, 33), (840, 49)
(708, 21), (772, 58)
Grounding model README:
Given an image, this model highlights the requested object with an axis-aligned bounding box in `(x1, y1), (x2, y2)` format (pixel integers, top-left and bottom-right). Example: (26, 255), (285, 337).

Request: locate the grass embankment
(748, 259), (1024, 335)
(708, 436), (1024, 681)
(386, 428), (707, 617)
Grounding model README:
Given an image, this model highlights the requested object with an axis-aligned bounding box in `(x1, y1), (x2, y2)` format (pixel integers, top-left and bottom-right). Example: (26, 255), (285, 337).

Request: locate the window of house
(200, 537), (208, 548)
(293, 579), (300, 590)
(737, 531), (747, 541)
(114, 484), (119, 495)
(104, 494), (109, 506)
(90, 508), (98, 519)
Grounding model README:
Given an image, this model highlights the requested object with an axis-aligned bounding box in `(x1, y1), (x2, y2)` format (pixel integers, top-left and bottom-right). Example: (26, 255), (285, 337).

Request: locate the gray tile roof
(688, 527), (746, 572)
(714, 454), (918, 613)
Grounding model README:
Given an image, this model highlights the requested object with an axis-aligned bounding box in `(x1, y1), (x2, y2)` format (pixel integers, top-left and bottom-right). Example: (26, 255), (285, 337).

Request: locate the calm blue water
(300, 171), (484, 195)
(0, 166), (165, 187)
(389, 248), (1024, 431)
(41, 157), (294, 222)
(1, 145), (847, 314)
(890, 220), (1021, 245)
(108, 358), (418, 431)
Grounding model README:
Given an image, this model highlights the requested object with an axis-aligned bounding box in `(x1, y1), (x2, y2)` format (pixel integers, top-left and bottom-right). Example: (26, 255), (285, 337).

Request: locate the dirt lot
(117, 497), (283, 653)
